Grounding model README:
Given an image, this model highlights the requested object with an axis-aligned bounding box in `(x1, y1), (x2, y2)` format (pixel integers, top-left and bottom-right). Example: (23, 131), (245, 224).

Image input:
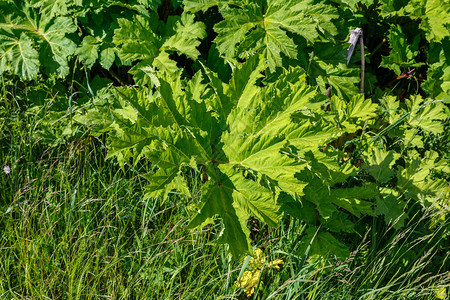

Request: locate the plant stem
(360, 31), (365, 94)
(369, 37), (386, 59)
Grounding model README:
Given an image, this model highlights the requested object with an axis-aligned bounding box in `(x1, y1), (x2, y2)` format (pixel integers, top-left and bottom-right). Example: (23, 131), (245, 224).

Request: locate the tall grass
(0, 115), (231, 298)
(1, 78), (448, 299)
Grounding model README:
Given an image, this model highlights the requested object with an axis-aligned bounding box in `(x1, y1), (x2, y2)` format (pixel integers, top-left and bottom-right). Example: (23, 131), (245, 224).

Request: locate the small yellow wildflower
(235, 269), (262, 297)
(434, 286), (447, 300)
(248, 248), (265, 269)
(234, 248), (284, 298)
(267, 258), (284, 270)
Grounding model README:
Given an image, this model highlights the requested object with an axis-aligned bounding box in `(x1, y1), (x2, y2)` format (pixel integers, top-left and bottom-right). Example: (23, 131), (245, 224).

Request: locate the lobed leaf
(211, 0), (338, 72)
(0, 1), (76, 79)
(380, 25), (422, 76)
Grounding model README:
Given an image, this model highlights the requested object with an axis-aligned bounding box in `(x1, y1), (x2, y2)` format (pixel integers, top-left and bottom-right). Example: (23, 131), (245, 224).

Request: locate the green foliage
(188, 0), (338, 72)
(1, 106), (448, 298)
(1, 13), (449, 293)
(423, 39), (450, 102)
(380, 25), (422, 75)
(0, 0), (449, 265)
(410, 0), (450, 43)
(0, 1), (76, 79)
(101, 59), (349, 257)
(113, 12), (206, 84)
(308, 43), (360, 100)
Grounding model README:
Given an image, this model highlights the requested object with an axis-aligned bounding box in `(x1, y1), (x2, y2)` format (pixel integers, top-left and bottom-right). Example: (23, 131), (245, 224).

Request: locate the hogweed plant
(0, 2), (448, 298)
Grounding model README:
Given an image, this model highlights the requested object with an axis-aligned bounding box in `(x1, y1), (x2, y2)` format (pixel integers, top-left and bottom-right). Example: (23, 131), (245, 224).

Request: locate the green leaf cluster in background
(113, 12), (206, 84)
(186, 0), (338, 72)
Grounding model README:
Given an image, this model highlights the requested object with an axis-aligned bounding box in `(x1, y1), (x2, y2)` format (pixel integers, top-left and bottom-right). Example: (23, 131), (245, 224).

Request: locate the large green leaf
(183, 0), (225, 12)
(414, 0), (450, 43)
(204, 0), (338, 72)
(363, 147), (400, 184)
(104, 57), (365, 257)
(378, 0), (412, 18)
(422, 40), (450, 102)
(376, 188), (407, 229)
(30, 0), (72, 18)
(380, 25), (422, 75)
(113, 12), (205, 84)
(298, 227), (350, 259)
(329, 94), (378, 131)
(406, 95), (448, 135)
(161, 13), (206, 59)
(396, 151), (448, 206)
(308, 42), (360, 100)
(0, 1), (76, 79)
(75, 36), (100, 68)
(380, 0), (450, 43)
(0, 33), (39, 80)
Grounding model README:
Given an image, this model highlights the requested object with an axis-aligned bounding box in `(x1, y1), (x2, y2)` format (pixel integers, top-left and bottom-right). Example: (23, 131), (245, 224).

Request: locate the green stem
(360, 31), (365, 94)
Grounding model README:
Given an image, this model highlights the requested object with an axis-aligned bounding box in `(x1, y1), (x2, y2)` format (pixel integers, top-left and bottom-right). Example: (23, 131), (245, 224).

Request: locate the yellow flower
(235, 269), (262, 297)
(234, 248), (284, 297)
(434, 286), (447, 300)
(267, 258), (284, 270)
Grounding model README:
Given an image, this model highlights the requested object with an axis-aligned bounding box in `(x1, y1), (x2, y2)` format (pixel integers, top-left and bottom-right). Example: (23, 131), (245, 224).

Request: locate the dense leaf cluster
(0, 0), (448, 258)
